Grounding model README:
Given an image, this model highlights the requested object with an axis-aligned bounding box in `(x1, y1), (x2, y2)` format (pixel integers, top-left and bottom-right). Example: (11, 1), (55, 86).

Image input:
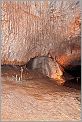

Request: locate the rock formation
(1, 0), (81, 83)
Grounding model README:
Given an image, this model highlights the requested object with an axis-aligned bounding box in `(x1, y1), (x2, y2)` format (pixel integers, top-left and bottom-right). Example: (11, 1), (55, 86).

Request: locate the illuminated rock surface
(1, 65), (81, 121)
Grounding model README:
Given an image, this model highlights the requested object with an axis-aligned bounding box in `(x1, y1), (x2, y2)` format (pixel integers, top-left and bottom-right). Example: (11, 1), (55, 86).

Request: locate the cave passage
(1, 56), (81, 90)
(63, 65), (81, 90)
(26, 56), (81, 90)
(26, 57), (35, 70)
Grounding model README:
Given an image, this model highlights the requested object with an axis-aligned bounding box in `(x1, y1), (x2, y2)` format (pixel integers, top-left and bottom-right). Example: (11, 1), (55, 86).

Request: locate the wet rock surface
(1, 65), (81, 121)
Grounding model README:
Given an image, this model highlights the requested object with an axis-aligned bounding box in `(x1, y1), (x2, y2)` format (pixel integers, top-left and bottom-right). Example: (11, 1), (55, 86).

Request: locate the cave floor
(1, 65), (81, 121)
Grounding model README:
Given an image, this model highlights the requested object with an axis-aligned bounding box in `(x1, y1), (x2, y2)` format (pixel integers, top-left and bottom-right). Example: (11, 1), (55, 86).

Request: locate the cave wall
(1, 0), (81, 66)
(31, 56), (63, 81)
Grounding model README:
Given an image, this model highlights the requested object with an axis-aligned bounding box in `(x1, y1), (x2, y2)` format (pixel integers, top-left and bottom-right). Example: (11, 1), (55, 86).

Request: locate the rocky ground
(1, 65), (81, 121)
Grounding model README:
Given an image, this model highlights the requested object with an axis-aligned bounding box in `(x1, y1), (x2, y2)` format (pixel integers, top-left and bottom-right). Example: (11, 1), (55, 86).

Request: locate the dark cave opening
(26, 57), (35, 70)
(63, 65), (81, 90)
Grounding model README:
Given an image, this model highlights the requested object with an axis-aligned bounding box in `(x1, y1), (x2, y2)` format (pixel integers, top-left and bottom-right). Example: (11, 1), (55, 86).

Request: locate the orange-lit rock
(1, 0), (81, 83)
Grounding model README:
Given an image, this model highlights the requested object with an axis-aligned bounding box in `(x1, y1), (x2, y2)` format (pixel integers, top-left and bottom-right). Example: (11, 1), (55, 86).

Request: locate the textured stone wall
(1, 0), (81, 66)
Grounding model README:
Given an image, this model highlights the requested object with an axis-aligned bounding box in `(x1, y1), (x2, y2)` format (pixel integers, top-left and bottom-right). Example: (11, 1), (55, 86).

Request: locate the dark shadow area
(26, 57), (35, 70)
(63, 64), (81, 90)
